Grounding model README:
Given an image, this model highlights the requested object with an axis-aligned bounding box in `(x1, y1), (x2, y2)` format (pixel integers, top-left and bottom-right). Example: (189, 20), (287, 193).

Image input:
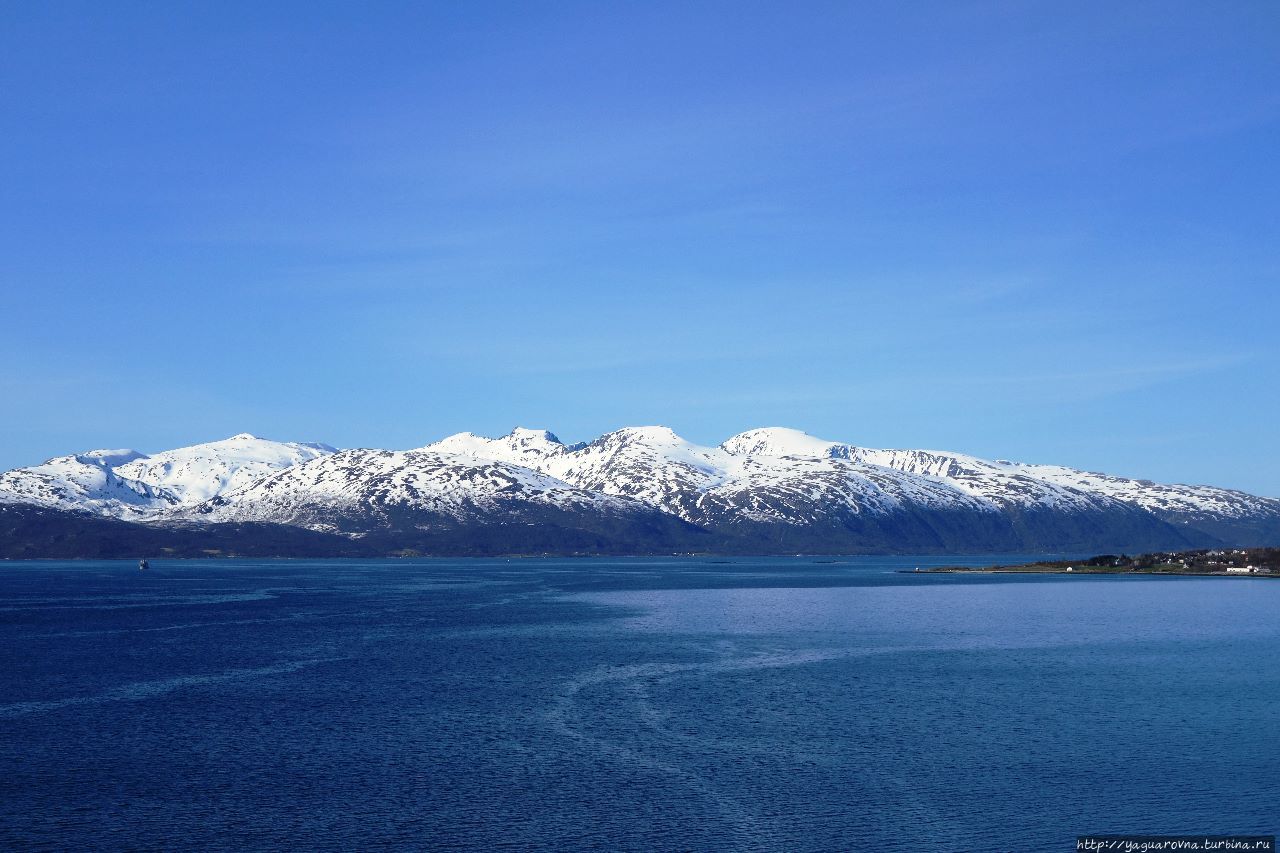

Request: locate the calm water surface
(2, 556), (1277, 850)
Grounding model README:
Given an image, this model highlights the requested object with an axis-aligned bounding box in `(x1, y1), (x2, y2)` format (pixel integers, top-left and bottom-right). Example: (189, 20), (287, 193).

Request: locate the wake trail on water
(544, 647), (866, 849)
(35, 611), (349, 638)
(0, 591), (278, 612)
(545, 642), (967, 850)
(0, 658), (343, 719)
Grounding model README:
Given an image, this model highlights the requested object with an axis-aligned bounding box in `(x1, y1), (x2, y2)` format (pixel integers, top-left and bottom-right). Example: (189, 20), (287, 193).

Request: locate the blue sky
(2, 1), (1277, 495)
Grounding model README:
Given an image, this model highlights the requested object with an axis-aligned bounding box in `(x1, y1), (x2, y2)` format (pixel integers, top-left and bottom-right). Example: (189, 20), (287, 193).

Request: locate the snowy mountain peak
(423, 427), (567, 467)
(113, 434), (336, 506)
(75, 449), (149, 468)
(431, 431), (485, 448)
(598, 426), (686, 446)
(508, 427), (562, 444)
(720, 427), (842, 459)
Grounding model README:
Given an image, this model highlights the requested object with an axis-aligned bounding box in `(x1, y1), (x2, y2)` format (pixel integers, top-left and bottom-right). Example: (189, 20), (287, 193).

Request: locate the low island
(914, 547), (1280, 577)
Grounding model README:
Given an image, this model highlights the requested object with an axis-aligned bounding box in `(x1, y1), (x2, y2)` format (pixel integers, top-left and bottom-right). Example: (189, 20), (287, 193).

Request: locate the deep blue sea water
(2, 556), (1277, 851)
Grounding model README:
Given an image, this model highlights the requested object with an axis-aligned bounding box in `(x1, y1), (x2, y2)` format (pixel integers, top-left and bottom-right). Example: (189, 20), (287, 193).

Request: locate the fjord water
(2, 558), (1277, 850)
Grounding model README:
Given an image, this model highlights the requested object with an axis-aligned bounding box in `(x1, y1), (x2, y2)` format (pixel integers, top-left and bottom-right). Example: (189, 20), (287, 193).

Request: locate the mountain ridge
(2, 426), (1276, 557)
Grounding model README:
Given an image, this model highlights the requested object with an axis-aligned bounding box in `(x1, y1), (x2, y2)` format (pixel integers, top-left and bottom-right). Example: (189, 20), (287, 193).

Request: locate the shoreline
(907, 547), (1279, 577)
(905, 568), (1279, 578)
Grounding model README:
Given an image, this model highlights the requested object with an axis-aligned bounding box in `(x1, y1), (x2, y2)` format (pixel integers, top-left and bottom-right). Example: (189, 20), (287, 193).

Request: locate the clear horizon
(2, 2), (1277, 496)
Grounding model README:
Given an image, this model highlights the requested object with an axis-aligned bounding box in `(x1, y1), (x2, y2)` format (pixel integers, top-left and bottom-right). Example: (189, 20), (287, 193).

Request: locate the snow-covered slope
(429, 426), (1081, 524)
(182, 448), (669, 536)
(719, 428), (1110, 512)
(718, 427), (1278, 525)
(540, 427), (735, 522)
(0, 434), (335, 519)
(840, 448), (1122, 514)
(114, 433), (335, 506)
(516, 427), (986, 528)
(0, 451), (177, 517)
(1006, 462), (1280, 522)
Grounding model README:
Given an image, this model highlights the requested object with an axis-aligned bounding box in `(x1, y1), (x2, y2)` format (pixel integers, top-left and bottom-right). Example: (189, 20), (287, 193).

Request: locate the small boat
(138, 559), (150, 571)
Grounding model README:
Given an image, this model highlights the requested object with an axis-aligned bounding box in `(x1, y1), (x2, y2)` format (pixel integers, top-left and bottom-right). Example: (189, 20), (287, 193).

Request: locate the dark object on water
(138, 559), (149, 571)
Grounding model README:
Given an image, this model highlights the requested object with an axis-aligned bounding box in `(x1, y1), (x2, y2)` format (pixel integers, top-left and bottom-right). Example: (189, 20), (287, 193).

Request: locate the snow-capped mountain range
(2, 427), (1277, 555)
(0, 434), (333, 518)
